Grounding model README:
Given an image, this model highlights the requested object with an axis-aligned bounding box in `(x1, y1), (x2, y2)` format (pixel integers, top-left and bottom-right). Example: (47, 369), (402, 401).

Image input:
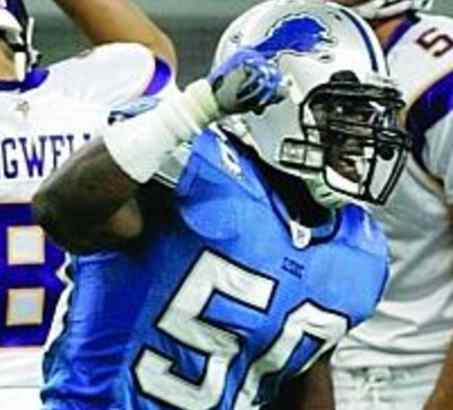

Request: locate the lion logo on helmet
(254, 14), (336, 60)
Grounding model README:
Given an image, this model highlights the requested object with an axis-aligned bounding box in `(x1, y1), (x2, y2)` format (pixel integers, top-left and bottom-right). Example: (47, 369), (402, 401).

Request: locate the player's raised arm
(52, 0), (176, 67)
(32, 49), (286, 254)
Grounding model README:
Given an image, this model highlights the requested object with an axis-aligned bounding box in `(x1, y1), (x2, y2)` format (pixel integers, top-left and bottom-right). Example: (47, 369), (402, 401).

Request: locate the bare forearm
(266, 353), (335, 410)
(32, 138), (142, 253)
(53, 0), (176, 65)
(423, 337), (453, 410)
(32, 46), (283, 252)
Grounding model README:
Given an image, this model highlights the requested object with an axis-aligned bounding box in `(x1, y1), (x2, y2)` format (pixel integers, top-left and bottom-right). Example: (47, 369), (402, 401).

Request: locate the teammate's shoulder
(46, 43), (159, 105)
(395, 13), (453, 47)
(337, 204), (387, 258)
(389, 14), (453, 102)
(415, 13), (453, 28)
(96, 42), (154, 60)
(389, 13), (453, 67)
(51, 42), (155, 72)
(419, 13), (453, 31)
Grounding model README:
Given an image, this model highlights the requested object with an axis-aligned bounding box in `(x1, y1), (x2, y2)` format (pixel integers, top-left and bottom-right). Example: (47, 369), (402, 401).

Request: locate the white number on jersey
(1, 203), (66, 348)
(133, 250), (347, 409)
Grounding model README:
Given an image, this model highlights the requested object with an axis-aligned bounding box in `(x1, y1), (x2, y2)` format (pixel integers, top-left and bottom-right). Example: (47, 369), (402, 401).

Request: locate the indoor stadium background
(30, 0), (453, 86)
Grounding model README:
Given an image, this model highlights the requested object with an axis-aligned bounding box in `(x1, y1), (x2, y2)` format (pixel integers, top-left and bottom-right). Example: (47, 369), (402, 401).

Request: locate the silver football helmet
(0, 0), (39, 81)
(214, 0), (410, 208)
(350, 0), (434, 20)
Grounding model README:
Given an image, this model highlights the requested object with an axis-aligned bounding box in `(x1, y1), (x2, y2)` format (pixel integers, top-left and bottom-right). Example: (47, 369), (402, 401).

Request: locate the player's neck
(290, 189), (333, 228)
(370, 14), (408, 45)
(261, 164), (332, 227)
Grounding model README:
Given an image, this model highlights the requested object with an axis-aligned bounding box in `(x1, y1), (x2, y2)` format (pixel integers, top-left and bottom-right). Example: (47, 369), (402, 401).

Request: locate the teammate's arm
(32, 49), (286, 254)
(33, 138), (143, 253)
(266, 351), (335, 410)
(52, 0), (176, 66)
(423, 206), (453, 410)
(406, 74), (453, 410)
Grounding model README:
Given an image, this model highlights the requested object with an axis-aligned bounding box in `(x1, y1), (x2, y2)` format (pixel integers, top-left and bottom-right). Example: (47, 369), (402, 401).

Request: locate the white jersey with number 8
(0, 43), (158, 393)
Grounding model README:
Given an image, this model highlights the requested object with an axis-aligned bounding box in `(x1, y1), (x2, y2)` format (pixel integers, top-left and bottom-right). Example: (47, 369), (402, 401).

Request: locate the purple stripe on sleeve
(143, 57), (172, 96)
(383, 14), (418, 55)
(406, 70), (453, 171)
(0, 68), (49, 92)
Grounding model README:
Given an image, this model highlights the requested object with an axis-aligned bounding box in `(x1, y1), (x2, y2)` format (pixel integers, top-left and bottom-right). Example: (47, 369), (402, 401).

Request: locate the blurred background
(30, 0), (453, 86)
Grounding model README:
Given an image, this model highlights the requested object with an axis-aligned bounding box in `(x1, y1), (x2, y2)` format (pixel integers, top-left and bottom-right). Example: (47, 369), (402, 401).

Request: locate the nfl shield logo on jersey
(290, 220), (312, 249)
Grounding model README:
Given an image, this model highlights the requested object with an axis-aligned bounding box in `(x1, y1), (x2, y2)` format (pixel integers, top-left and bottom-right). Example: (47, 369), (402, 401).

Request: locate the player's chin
(333, 163), (361, 183)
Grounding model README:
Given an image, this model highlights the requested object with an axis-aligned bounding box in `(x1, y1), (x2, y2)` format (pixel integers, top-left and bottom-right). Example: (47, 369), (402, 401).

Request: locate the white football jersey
(333, 13), (453, 367)
(0, 42), (165, 388)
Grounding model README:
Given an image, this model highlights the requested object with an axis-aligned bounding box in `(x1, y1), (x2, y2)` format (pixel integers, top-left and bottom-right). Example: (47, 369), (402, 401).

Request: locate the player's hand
(208, 48), (287, 115)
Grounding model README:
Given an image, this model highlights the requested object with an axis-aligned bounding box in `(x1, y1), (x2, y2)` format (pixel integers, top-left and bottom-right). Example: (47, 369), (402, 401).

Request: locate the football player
(329, 1), (453, 410)
(33, 1), (410, 409)
(0, 0), (175, 409)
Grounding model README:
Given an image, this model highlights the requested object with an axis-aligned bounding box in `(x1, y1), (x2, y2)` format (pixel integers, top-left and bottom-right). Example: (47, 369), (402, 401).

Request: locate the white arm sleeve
(103, 80), (219, 183)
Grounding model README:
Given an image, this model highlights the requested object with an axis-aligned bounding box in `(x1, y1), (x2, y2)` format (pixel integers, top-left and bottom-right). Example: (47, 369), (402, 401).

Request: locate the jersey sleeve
(46, 43), (167, 106)
(389, 15), (453, 202)
(406, 68), (453, 202)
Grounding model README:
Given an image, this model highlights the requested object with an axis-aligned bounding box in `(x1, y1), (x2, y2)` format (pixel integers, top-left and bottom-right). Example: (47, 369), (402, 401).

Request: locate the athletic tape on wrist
(103, 79), (220, 183)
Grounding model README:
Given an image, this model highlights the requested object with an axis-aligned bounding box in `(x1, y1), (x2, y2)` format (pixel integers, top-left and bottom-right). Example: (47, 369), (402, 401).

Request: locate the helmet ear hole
(377, 144), (396, 161)
(329, 70), (360, 83)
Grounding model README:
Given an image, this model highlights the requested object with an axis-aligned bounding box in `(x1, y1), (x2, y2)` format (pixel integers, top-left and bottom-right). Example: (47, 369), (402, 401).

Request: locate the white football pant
(332, 362), (442, 410)
(0, 387), (41, 410)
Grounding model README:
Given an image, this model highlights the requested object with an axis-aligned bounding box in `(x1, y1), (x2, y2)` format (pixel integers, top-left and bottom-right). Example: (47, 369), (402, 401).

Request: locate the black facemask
(279, 70), (411, 205)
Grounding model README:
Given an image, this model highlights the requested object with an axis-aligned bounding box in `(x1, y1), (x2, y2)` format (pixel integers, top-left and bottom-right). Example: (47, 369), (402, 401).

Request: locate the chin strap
(304, 173), (349, 210)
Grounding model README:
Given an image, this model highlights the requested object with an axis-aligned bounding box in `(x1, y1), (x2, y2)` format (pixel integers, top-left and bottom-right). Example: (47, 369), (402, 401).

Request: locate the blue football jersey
(41, 129), (389, 410)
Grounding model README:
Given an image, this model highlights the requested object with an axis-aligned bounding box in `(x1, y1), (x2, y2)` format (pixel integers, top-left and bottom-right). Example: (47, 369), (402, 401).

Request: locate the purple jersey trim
(0, 68), (49, 92)
(383, 14), (418, 56)
(406, 70), (453, 172)
(143, 57), (172, 96)
(0, 203), (66, 347)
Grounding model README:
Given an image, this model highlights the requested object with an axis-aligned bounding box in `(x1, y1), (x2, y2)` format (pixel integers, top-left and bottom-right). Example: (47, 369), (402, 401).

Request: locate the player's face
(311, 100), (375, 184)
(328, 135), (366, 183)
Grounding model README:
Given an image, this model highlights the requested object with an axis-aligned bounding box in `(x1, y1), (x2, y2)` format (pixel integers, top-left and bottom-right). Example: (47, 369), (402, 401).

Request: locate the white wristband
(103, 80), (220, 183)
